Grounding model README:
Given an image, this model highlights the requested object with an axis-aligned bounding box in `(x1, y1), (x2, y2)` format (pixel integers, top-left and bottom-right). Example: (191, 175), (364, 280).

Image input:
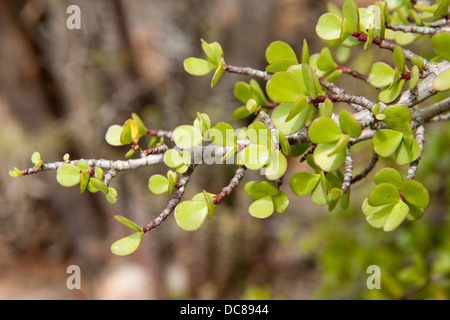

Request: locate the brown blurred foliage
(0, 0), (355, 299)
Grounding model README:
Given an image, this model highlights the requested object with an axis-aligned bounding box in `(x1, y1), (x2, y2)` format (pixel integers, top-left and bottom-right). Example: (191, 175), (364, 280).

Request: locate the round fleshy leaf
(317, 47), (337, 73)
(211, 60), (225, 87)
(266, 41), (298, 64)
(401, 180), (429, 208)
(184, 57), (215, 76)
(409, 65), (419, 90)
(245, 181), (279, 200)
(114, 215), (143, 233)
(132, 113), (148, 138)
(232, 106), (251, 120)
(264, 150), (288, 181)
(393, 46), (406, 74)
(373, 129), (403, 158)
(210, 122), (236, 147)
(105, 125), (124, 146)
(267, 57), (299, 73)
(433, 69), (450, 91)
(242, 145), (270, 170)
(193, 113), (211, 137)
(369, 62), (395, 88)
(79, 170), (89, 194)
(234, 81), (252, 103)
(316, 13), (343, 41)
(311, 178), (330, 206)
(56, 164), (81, 187)
(247, 122), (271, 148)
(309, 117), (343, 143)
(111, 232), (143, 256)
(164, 149), (184, 168)
(248, 195), (275, 219)
(175, 200), (209, 231)
(382, 105), (412, 131)
(339, 109), (361, 138)
(378, 79), (406, 104)
(362, 198), (393, 229)
(383, 200), (409, 232)
(266, 72), (303, 103)
(286, 96), (309, 122)
(106, 187), (118, 204)
(202, 190), (216, 220)
(121, 119), (139, 145)
(90, 177), (108, 194)
(313, 141), (346, 172)
(395, 138), (420, 165)
(273, 191), (289, 213)
(271, 103), (312, 136)
(431, 33), (450, 61)
(374, 168), (403, 188)
(289, 172), (321, 197)
(342, 0), (360, 32)
(246, 99), (258, 114)
(250, 79), (269, 106)
(31, 152), (42, 167)
(148, 174), (169, 195)
(368, 183), (400, 207)
(201, 39), (223, 65)
(301, 64), (320, 99)
(173, 125), (203, 149)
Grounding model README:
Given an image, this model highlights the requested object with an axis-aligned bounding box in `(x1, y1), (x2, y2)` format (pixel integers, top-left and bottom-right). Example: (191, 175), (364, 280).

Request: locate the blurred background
(0, 0), (449, 299)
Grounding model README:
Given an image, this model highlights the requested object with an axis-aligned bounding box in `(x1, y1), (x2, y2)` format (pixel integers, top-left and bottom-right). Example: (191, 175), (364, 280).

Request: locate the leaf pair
(111, 215), (144, 256)
(239, 122), (288, 180)
(265, 41), (299, 73)
(245, 181), (289, 218)
(266, 63), (324, 103)
(173, 113), (211, 150)
(184, 39), (225, 87)
(9, 151), (43, 177)
(174, 191), (215, 231)
(290, 167), (349, 208)
(148, 170), (177, 195)
(105, 113), (148, 147)
(372, 107), (419, 165)
(368, 47), (419, 102)
(362, 168), (429, 231)
(164, 149), (192, 174)
(308, 110), (361, 172)
(56, 162), (117, 204)
(232, 80), (269, 120)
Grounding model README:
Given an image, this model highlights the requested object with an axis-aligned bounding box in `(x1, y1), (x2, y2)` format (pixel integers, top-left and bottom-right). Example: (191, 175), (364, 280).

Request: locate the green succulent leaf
(164, 149), (184, 168)
(316, 13), (343, 41)
(184, 57), (216, 76)
(114, 215), (143, 233)
(173, 125), (203, 149)
(313, 141), (347, 172)
(373, 129), (403, 157)
(106, 188), (118, 204)
(393, 45), (406, 74)
(131, 113), (148, 138)
(175, 199), (209, 231)
(234, 81), (252, 103)
(193, 112), (211, 137)
(90, 178), (108, 194)
(339, 109), (361, 138)
(362, 198), (394, 229)
(148, 174), (169, 195)
(245, 181), (279, 200)
(79, 170), (89, 194)
(401, 179), (429, 208)
(382, 104), (412, 131)
(317, 47), (337, 73)
(266, 41), (298, 65)
(210, 122), (236, 147)
(368, 183), (400, 206)
(266, 71), (303, 103)
(271, 102), (313, 136)
(290, 172), (321, 197)
(431, 33), (450, 61)
(379, 79), (406, 103)
(211, 59), (225, 87)
(242, 144), (271, 170)
(369, 62), (395, 88)
(383, 200), (409, 232)
(111, 232), (143, 256)
(309, 117), (343, 143)
(311, 173), (331, 206)
(9, 167), (23, 177)
(434, 0), (450, 16)
(433, 69), (450, 91)
(395, 138), (420, 165)
(247, 122), (271, 148)
(56, 164), (81, 187)
(265, 150), (288, 181)
(105, 125), (124, 146)
(201, 39), (223, 65)
(374, 168), (403, 188)
(249, 195), (275, 219)
(409, 65), (419, 90)
(273, 191), (289, 213)
(342, 0), (360, 33)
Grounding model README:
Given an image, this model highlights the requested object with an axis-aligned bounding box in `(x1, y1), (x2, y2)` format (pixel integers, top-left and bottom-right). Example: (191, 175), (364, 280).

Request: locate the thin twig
(223, 64), (272, 81)
(142, 165), (195, 233)
(386, 22), (450, 35)
(406, 126), (425, 180)
(212, 167), (247, 205)
(341, 146), (353, 194)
